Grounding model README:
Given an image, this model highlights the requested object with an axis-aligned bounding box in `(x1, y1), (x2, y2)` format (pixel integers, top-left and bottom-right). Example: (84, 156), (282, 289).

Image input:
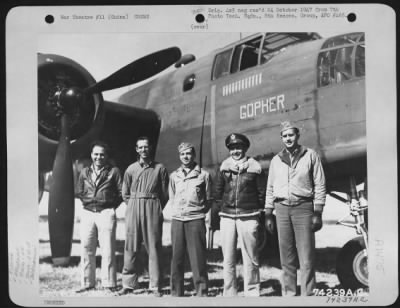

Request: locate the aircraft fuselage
(118, 32), (366, 190)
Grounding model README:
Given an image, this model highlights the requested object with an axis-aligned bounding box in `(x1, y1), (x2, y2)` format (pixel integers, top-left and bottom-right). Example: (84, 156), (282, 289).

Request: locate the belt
(84, 206), (112, 213)
(130, 192), (159, 199)
(274, 198), (313, 207)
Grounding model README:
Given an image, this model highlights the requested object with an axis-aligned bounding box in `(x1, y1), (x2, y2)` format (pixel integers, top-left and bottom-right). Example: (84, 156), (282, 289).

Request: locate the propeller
(47, 47), (181, 266)
(86, 47), (181, 94)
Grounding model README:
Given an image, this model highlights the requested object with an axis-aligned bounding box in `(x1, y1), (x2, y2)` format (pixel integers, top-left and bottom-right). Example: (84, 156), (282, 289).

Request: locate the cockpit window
(212, 49), (232, 80)
(212, 32), (321, 80)
(321, 33), (362, 49)
(260, 33), (320, 65)
(318, 33), (365, 87)
(230, 36), (262, 74)
(355, 44), (365, 77)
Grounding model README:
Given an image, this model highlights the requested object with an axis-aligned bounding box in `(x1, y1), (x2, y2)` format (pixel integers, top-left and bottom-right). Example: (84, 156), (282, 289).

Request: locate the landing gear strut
(331, 176), (368, 290)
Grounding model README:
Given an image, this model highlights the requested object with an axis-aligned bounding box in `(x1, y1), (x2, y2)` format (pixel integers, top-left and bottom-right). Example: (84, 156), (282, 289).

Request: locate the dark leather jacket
(213, 157), (266, 216)
(77, 164), (123, 212)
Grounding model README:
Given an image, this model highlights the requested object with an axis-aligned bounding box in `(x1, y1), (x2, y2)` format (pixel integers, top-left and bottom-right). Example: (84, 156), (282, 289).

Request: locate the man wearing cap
(264, 121), (326, 296)
(118, 136), (169, 297)
(169, 142), (212, 297)
(213, 133), (266, 296)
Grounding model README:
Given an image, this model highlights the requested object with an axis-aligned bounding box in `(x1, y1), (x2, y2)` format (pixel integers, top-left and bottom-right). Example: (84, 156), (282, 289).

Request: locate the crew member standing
(169, 142), (212, 297)
(213, 133), (266, 296)
(118, 136), (169, 297)
(264, 121), (326, 296)
(76, 141), (122, 293)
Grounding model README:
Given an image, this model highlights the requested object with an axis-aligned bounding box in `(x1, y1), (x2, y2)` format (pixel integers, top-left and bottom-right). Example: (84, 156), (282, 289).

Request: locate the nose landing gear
(332, 176), (368, 290)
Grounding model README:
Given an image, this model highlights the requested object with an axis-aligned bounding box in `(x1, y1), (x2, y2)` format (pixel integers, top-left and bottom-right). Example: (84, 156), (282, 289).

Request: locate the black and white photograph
(6, 4), (397, 306)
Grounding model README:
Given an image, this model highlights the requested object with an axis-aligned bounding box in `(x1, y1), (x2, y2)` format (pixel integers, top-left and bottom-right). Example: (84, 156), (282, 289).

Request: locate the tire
(336, 236), (368, 290)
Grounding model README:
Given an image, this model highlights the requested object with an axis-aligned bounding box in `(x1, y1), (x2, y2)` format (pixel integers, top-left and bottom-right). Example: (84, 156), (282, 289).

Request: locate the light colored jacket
(169, 164), (212, 221)
(265, 146), (326, 211)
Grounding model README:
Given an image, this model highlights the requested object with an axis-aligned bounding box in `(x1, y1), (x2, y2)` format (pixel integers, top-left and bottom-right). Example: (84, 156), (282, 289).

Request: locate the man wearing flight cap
(264, 121), (326, 296)
(213, 133), (266, 296)
(168, 142), (212, 296)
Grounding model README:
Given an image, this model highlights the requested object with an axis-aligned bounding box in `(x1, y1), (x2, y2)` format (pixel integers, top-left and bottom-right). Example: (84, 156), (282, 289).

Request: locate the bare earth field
(39, 193), (365, 297)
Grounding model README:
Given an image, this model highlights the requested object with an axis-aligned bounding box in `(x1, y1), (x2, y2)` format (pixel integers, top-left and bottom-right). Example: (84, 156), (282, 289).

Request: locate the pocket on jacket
(195, 182), (206, 203)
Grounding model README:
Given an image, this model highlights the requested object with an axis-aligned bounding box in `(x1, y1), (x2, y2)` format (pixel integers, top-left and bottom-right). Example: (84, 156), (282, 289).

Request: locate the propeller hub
(38, 60), (97, 141)
(56, 87), (84, 115)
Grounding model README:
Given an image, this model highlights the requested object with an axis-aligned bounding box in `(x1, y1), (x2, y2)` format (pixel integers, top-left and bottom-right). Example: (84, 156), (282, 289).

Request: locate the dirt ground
(39, 193), (366, 297)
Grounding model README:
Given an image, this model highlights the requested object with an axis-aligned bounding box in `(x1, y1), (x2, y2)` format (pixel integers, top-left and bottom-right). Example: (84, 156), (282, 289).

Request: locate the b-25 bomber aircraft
(38, 32), (367, 289)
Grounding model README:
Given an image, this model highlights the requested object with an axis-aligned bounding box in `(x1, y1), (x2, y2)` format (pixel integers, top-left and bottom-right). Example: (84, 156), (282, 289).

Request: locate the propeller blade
(86, 46), (181, 94)
(48, 114), (75, 266)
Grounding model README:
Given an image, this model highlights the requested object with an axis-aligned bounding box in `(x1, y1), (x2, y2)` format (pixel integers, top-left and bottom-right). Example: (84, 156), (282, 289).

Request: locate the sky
(38, 31), (342, 101)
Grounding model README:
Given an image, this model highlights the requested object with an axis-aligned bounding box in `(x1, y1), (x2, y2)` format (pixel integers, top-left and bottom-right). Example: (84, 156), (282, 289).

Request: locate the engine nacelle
(38, 53), (104, 173)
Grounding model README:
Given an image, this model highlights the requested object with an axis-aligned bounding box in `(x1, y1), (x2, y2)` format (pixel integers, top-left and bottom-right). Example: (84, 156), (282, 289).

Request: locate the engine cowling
(38, 53), (104, 173)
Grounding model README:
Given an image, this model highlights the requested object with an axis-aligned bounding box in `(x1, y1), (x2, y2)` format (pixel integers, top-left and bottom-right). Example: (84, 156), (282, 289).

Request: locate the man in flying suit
(118, 136), (169, 297)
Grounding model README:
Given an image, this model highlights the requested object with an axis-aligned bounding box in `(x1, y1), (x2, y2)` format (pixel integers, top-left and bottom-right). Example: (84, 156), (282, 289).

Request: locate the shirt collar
(90, 163), (109, 173)
(279, 145), (307, 167)
(231, 156), (248, 165)
(283, 145), (300, 156)
(139, 159), (153, 168)
(177, 163), (200, 177)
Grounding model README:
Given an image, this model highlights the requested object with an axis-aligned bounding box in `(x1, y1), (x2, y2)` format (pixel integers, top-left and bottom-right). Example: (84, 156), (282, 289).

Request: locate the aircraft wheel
(336, 236), (368, 290)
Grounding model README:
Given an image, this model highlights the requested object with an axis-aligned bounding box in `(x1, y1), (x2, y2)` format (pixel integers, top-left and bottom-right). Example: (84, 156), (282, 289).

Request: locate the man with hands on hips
(264, 121), (326, 296)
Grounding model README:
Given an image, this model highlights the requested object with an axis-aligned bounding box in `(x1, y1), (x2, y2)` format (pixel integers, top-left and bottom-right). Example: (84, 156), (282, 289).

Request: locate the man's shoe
(117, 288), (133, 296)
(152, 290), (163, 297)
(101, 286), (119, 293)
(75, 286), (95, 293)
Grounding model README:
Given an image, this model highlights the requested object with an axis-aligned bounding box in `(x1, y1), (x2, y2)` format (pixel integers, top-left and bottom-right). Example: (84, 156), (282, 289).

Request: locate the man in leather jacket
(213, 133), (266, 296)
(76, 141), (122, 293)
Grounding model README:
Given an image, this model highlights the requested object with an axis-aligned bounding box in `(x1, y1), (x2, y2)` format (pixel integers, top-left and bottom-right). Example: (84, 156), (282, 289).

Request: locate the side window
(318, 46), (360, 87)
(355, 45), (365, 77)
(318, 50), (335, 87)
(212, 49), (232, 80)
(183, 74), (196, 92)
(230, 36), (262, 74)
(334, 47), (353, 82)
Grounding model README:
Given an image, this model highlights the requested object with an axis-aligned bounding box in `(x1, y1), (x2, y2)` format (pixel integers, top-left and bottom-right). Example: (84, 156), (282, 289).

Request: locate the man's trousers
(122, 198), (163, 291)
(220, 216), (260, 296)
(275, 201), (316, 296)
(80, 208), (117, 288)
(170, 218), (208, 296)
